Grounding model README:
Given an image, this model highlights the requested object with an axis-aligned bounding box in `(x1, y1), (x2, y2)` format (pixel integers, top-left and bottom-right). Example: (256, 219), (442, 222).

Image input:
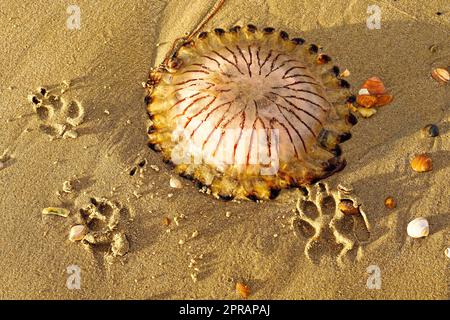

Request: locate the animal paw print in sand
(292, 183), (370, 266)
(28, 86), (84, 139)
(78, 197), (130, 261)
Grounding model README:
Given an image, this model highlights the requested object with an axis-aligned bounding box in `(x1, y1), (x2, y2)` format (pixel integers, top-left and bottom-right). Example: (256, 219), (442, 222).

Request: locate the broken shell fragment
(169, 176), (182, 189)
(236, 282), (251, 299)
(431, 68), (449, 84)
(42, 207), (70, 217)
(338, 199), (360, 215)
(69, 225), (86, 242)
(410, 154), (432, 172)
(421, 124), (439, 138)
(384, 196), (396, 209)
(407, 217), (429, 238)
(356, 95), (378, 108)
(445, 248), (450, 259)
(357, 107), (377, 118)
(361, 76), (386, 95)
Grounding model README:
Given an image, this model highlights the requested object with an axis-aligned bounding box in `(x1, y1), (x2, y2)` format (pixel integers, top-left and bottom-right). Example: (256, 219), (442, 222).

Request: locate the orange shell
(431, 68), (449, 84)
(236, 282), (251, 299)
(361, 76), (386, 95)
(356, 94), (378, 108)
(374, 94), (393, 107)
(338, 199), (360, 215)
(384, 196), (396, 209)
(410, 154), (432, 172)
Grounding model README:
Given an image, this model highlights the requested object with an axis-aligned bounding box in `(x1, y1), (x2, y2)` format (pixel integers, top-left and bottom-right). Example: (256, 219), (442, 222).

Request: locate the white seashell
(445, 248), (450, 259)
(407, 217), (429, 238)
(69, 225), (86, 242)
(169, 176), (182, 188)
(358, 88), (370, 95)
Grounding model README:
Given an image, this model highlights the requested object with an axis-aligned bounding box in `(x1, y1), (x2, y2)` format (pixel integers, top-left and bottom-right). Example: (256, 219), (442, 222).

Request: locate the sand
(0, 0), (449, 300)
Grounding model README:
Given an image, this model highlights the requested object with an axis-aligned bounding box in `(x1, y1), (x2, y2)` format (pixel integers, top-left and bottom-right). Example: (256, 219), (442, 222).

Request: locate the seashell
(42, 207), (69, 217)
(410, 154), (432, 172)
(339, 69), (351, 78)
(357, 107), (377, 118)
(421, 124), (439, 138)
(361, 76), (386, 95)
(374, 94), (393, 107)
(338, 199), (360, 215)
(69, 225), (86, 242)
(163, 217), (171, 226)
(445, 248), (450, 259)
(384, 196), (396, 209)
(407, 217), (429, 238)
(356, 94), (378, 108)
(236, 282), (251, 299)
(431, 68), (449, 84)
(169, 176), (182, 188)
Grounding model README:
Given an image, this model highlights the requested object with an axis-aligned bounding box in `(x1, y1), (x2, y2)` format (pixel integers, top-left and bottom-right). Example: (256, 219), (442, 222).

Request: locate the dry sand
(0, 0), (449, 299)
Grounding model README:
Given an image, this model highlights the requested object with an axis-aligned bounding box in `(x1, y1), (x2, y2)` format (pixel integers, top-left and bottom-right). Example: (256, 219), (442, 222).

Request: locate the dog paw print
(292, 183), (370, 266)
(77, 197), (130, 261)
(28, 86), (85, 139)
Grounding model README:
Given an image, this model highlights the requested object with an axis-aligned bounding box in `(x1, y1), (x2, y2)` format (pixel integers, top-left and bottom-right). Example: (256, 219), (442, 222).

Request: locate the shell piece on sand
(42, 207), (70, 217)
(69, 225), (86, 242)
(431, 68), (449, 84)
(236, 282), (251, 299)
(410, 154), (432, 172)
(169, 176), (183, 188)
(145, 25), (356, 200)
(445, 248), (450, 259)
(407, 217), (429, 238)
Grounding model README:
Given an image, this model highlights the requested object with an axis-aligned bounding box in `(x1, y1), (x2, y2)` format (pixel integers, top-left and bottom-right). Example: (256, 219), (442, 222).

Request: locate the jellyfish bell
(145, 25), (356, 200)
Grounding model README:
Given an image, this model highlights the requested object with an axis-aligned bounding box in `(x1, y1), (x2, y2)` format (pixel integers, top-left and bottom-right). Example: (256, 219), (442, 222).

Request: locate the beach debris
(111, 233), (129, 257)
(445, 248), (450, 259)
(431, 68), (449, 84)
(353, 76), (393, 117)
(421, 124), (439, 138)
(62, 129), (78, 139)
(191, 230), (199, 238)
(339, 69), (350, 78)
(163, 217), (171, 226)
(42, 207), (70, 217)
(410, 154), (432, 172)
(169, 176), (182, 188)
(338, 199), (360, 215)
(407, 217), (429, 238)
(69, 225), (87, 242)
(225, 211), (231, 218)
(236, 282), (251, 299)
(384, 196), (396, 209)
(62, 180), (74, 193)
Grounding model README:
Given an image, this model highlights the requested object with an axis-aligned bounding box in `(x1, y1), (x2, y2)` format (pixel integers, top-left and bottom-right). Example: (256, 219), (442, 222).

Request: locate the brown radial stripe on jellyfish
(145, 25), (356, 200)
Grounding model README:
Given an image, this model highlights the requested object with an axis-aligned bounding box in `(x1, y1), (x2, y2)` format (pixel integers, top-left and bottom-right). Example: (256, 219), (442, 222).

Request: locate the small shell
(384, 196), (396, 209)
(421, 124), (439, 138)
(410, 154), (432, 172)
(236, 282), (251, 299)
(445, 248), (450, 259)
(69, 225), (86, 242)
(356, 95), (378, 108)
(361, 76), (386, 95)
(431, 68), (449, 84)
(169, 176), (182, 188)
(339, 69), (350, 78)
(407, 217), (429, 238)
(357, 107), (377, 118)
(338, 199), (360, 215)
(42, 207), (70, 217)
(163, 217), (171, 226)
(374, 94), (393, 107)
